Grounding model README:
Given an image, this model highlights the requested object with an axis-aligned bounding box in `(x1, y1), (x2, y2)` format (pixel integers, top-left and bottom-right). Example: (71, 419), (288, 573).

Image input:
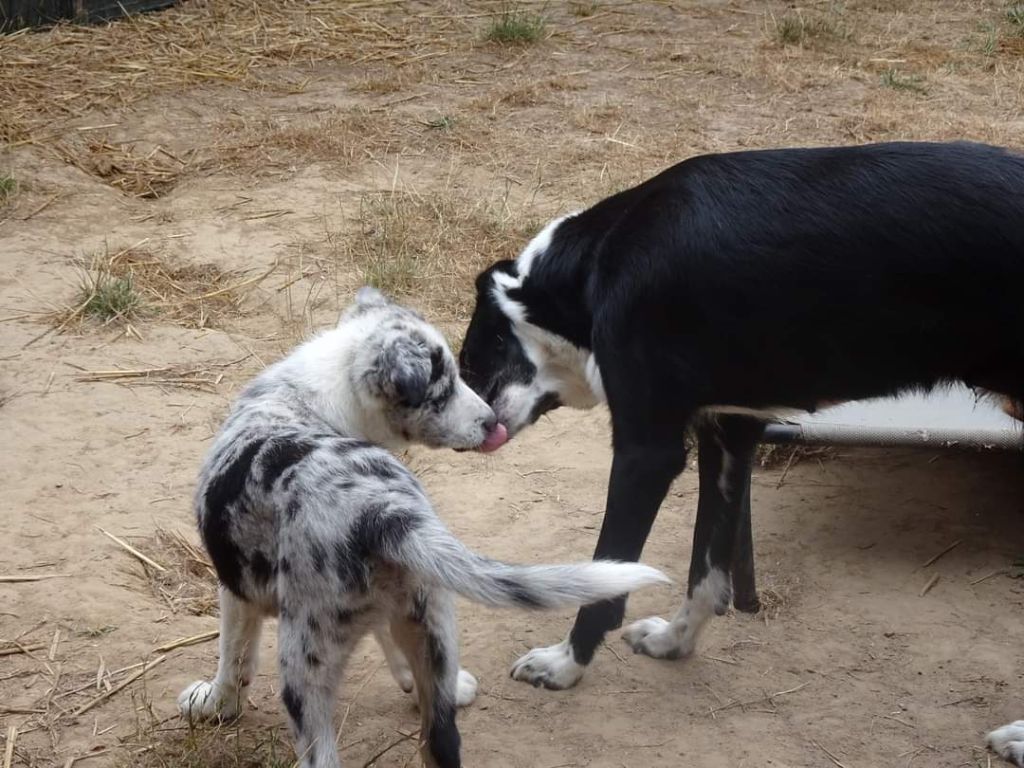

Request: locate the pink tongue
(478, 422), (509, 453)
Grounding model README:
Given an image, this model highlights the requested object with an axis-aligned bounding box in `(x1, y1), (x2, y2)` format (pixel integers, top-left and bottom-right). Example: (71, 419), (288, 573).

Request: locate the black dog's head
(459, 218), (602, 439)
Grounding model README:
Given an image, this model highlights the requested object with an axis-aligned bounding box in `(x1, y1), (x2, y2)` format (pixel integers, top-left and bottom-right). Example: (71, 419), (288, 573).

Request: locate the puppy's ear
(339, 286), (389, 327)
(356, 286), (388, 307)
(374, 336), (431, 408)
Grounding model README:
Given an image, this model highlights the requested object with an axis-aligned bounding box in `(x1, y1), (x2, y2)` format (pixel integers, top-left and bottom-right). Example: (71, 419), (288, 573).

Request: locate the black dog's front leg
(508, 442), (689, 689)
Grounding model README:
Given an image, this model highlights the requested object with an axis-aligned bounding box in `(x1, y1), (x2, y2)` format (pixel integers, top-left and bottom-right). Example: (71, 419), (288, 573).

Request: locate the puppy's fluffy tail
(391, 520), (669, 610)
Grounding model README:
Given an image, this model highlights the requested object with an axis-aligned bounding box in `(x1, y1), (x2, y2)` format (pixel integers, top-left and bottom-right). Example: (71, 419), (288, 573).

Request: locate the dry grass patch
(214, 110), (397, 176)
(1008, 4), (1024, 35)
(50, 136), (199, 198)
(340, 190), (538, 321)
(489, 81), (547, 109)
(0, 1), (449, 145)
(350, 66), (424, 96)
(50, 244), (275, 334)
(768, 5), (851, 48)
(757, 573), (800, 620)
(998, 4), (1024, 54)
(485, 5), (547, 44)
(879, 68), (927, 94)
(757, 444), (839, 471)
(117, 717), (294, 768)
(0, 171), (16, 204)
(138, 528), (219, 617)
(569, 1), (600, 17)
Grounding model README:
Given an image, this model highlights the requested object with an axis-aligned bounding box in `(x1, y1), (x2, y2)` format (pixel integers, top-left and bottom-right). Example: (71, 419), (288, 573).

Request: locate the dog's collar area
(528, 392), (562, 424)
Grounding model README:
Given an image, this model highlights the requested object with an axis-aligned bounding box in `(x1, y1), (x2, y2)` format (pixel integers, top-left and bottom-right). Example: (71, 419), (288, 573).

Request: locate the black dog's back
(572, 141), (1024, 408)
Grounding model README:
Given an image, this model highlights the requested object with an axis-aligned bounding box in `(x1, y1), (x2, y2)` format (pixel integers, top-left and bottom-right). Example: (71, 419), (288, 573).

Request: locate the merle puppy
(177, 287), (668, 768)
(457, 141), (1024, 764)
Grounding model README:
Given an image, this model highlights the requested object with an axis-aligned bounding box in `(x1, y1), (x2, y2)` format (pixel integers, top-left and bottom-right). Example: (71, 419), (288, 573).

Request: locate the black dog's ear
(375, 336), (431, 407)
(475, 260), (517, 292)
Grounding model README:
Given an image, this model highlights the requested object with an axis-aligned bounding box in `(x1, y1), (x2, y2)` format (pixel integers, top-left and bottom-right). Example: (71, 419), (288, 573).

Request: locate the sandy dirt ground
(2, 1), (1024, 766)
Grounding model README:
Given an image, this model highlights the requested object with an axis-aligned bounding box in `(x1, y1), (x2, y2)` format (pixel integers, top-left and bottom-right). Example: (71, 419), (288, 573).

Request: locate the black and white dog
(458, 141), (1024, 764)
(177, 288), (669, 768)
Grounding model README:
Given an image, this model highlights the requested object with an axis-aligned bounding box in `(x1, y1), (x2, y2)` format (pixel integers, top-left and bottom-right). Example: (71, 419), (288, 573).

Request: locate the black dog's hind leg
(623, 414), (764, 658)
(730, 463), (761, 613)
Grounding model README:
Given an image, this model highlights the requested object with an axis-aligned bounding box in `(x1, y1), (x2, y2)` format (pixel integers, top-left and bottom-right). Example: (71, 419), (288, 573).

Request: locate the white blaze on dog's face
(459, 217), (604, 438)
(334, 288), (507, 452)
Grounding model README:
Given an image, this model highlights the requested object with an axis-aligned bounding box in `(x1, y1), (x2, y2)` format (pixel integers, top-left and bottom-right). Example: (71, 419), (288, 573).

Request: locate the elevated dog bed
(763, 383), (1022, 450)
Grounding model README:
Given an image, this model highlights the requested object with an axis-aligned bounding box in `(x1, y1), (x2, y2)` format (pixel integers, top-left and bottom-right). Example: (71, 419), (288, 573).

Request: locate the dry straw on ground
(49, 241), (275, 334)
(117, 717), (294, 768)
(340, 189), (538, 321)
(52, 138), (201, 198)
(0, 1), (452, 146)
(757, 443), (837, 471)
(213, 109), (397, 177)
(120, 527), (219, 617)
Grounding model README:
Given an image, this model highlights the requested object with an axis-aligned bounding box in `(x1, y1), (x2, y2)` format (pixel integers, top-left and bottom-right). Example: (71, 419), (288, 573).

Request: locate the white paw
(509, 639), (584, 690)
(392, 665), (415, 694)
(406, 667), (478, 709)
(455, 668), (478, 707)
(622, 616), (692, 660)
(177, 680), (242, 721)
(988, 720), (1024, 766)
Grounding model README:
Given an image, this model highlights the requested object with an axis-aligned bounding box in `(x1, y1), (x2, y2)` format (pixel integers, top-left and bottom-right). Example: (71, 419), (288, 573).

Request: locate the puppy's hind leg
(390, 589), (462, 768)
(375, 624), (415, 693)
(376, 624), (477, 707)
(278, 609), (357, 768)
(179, 586), (263, 721)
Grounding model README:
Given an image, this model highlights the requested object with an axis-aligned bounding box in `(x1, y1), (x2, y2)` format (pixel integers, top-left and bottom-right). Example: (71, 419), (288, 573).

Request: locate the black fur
(332, 539), (370, 593)
(352, 455), (401, 481)
(350, 503), (420, 557)
(259, 438), (314, 491)
(281, 684), (304, 731)
(309, 540), (327, 573)
(327, 507), (416, 593)
(460, 140), (1024, 677)
(202, 439), (265, 597)
(427, 703), (461, 768)
(379, 335), (432, 408)
(493, 576), (543, 608)
(249, 550), (275, 586)
(462, 280), (535, 403)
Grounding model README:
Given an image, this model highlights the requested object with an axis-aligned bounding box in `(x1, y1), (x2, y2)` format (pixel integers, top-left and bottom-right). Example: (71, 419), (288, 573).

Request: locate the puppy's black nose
(481, 412), (498, 433)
